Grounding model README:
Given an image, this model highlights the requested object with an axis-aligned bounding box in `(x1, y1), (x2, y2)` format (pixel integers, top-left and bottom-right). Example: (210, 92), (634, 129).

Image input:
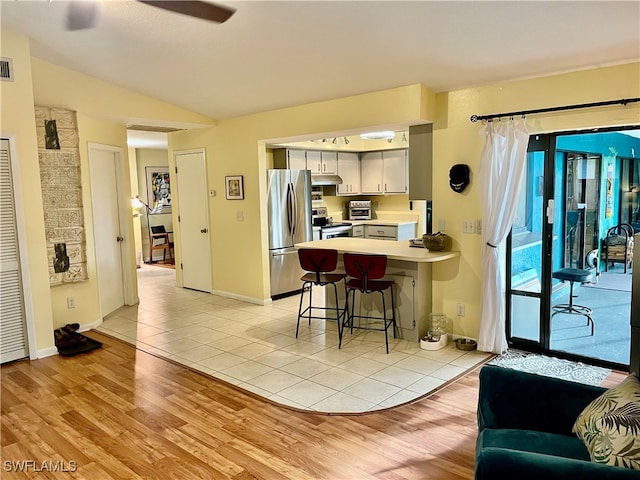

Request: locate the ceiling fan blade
(139, 1), (236, 24)
(66, 1), (99, 31)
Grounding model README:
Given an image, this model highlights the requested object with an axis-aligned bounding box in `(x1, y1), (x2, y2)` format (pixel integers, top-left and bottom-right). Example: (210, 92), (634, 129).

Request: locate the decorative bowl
(423, 233), (451, 251)
(454, 338), (477, 351)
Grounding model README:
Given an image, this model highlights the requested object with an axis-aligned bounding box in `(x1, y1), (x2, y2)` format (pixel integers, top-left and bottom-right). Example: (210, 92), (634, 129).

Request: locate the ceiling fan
(66, 0), (236, 31)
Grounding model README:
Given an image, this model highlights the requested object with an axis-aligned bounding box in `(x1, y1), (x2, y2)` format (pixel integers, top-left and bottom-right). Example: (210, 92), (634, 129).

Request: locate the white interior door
(0, 139), (28, 363)
(175, 150), (212, 292)
(89, 146), (125, 316)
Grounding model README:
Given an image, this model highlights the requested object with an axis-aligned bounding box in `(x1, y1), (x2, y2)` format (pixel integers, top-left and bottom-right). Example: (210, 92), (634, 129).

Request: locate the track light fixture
(344, 137), (349, 144)
(332, 137), (337, 144)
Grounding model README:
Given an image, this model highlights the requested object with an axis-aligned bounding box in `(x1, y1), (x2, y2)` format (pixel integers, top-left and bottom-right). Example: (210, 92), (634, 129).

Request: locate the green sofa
(475, 365), (640, 479)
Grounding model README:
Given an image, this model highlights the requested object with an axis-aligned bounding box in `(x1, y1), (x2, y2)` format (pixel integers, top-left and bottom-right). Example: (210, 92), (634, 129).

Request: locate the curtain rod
(469, 97), (640, 123)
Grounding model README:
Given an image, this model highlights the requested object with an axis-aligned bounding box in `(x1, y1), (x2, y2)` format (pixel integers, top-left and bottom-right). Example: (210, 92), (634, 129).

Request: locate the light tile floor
(96, 265), (492, 413)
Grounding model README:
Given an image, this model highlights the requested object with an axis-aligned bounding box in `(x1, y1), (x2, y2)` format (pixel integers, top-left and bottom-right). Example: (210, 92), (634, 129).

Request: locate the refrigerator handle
(290, 182), (298, 236)
(286, 182), (294, 235)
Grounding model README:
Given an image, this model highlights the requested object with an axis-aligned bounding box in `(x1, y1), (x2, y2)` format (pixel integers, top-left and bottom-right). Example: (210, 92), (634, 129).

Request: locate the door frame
(88, 143), (137, 316)
(2, 133), (38, 359)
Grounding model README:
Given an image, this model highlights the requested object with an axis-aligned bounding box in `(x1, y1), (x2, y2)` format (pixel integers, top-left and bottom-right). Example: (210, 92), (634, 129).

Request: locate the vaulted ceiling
(3, 1), (639, 123)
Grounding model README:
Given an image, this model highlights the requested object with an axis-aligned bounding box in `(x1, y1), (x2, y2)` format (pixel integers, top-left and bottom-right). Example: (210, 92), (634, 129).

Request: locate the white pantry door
(175, 150), (212, 292)
(89, 146), (125, 316)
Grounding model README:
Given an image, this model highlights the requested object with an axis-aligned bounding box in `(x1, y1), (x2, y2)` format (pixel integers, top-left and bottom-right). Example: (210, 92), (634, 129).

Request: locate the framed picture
(225, 175), (244, 200)
(146, 167), (171, 214)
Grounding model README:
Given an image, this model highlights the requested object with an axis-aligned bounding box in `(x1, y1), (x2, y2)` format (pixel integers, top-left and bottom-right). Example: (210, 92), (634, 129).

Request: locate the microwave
(348, 200), (371, 220)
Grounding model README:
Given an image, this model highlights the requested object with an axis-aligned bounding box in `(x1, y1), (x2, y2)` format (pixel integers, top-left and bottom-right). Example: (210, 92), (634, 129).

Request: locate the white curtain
(478, 119), (530, 354)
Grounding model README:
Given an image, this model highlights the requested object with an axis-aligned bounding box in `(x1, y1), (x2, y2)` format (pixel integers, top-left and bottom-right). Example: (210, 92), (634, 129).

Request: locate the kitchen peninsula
(295, 237), (459, 343)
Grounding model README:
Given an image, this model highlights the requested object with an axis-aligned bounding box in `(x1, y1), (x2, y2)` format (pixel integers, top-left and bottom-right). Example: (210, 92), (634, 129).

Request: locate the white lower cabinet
(351, 225), (364, 238)
(364, 223), (416, 241)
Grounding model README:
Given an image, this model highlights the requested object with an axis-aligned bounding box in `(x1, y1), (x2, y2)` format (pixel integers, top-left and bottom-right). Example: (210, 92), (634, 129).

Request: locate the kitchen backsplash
(322, 193), (427, 234)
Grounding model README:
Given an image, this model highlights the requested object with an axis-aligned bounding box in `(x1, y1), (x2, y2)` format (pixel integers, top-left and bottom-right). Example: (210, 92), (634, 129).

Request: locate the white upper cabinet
(287, 150), (307, 170)
(360, 149), (408, 195)
(320, 151), (338, 174)
(305, 150), (322, 173)
(305, 151), (337, 175)
(337, 152), (360, 195)
(360, 151), (384, 194)
(382, 149), (408, 193)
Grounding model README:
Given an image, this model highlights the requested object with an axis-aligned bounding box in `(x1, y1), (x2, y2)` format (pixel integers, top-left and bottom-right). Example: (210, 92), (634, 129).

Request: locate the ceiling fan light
(360, 131), (395, 140)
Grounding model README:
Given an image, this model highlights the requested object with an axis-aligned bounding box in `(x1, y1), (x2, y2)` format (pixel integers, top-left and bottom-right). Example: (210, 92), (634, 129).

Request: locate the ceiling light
(360, 131), (395, 140)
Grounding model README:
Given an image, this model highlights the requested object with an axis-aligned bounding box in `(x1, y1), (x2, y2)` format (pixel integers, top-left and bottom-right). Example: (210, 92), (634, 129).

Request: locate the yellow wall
(170, 63), (639, 339)
(169, 84), (436, 300)
(1, 29), (217, 355)
(3, 23), (639, 350)
(431, 62), (640, 338)
(30, 58), (215, 129)
(0, 29), (55, 353)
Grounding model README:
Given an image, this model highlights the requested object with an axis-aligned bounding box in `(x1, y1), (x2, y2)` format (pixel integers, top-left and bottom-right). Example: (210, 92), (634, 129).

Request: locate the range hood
(311, 174), (343, 186)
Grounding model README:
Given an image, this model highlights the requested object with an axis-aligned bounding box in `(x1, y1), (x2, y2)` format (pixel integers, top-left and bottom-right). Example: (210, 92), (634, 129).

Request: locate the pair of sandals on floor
(53, 323), (85, 349)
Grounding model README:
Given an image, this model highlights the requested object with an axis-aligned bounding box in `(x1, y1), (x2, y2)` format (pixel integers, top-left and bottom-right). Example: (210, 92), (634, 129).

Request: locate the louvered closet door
(0, 139), (28, 363)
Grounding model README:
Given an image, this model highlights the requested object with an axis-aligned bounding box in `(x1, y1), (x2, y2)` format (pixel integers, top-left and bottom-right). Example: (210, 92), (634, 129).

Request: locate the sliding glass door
(508, 127), (637, 370)
(507, 134), (554, 350)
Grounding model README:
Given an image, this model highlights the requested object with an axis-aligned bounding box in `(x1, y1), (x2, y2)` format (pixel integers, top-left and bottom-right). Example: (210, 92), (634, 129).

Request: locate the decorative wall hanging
(35, 106), (88, 285)
(449, 164), (470, 193)
(146, 167), (172, 214)
(225, 175), (244, 200)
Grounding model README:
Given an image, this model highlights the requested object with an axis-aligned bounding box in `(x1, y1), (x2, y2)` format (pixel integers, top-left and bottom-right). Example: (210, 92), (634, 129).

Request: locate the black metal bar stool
(296, 248), (347, 339)
(340, 253), (397, 353)
(551, 268), (594, 335)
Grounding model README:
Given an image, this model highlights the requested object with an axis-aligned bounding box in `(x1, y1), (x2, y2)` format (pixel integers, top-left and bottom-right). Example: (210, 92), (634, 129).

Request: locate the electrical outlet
(236, 210), (244, 221)
(67, 297), (76, 309)
(476, 219), (482, 234)
(456, 303), (465, 316)
(438, 219), (446, 232)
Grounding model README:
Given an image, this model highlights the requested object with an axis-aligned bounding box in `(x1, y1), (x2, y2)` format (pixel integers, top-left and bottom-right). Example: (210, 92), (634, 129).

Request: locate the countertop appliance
(349, 200), (372, 220)
(268, 169), (312, 298)
(312, 205), (353, 238)
(320, 222), (353, 239)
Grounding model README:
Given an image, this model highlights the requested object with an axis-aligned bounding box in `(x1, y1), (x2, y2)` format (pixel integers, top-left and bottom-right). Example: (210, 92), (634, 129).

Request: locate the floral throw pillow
(573, 374), (640, 469)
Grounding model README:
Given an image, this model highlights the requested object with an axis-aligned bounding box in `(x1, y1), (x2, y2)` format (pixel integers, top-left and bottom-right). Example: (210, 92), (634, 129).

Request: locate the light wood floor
(1, 332), (626, 480)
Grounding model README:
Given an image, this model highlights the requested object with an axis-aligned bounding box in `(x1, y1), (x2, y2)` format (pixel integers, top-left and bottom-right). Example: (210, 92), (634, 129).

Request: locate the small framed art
(225, 175), (244, 200)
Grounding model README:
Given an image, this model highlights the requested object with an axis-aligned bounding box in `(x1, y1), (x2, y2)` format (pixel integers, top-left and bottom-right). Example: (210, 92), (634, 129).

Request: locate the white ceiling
(2, 0), (639, 128)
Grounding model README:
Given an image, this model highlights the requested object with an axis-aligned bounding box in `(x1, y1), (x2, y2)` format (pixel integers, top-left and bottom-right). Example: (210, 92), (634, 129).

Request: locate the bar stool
(551, 268), (594, 336)
(340, 253), (397, 353)
(296, 248), (347, 338)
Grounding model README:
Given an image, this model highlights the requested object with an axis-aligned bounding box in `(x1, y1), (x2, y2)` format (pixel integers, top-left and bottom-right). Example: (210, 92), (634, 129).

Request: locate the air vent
(0, 58), (14, 82)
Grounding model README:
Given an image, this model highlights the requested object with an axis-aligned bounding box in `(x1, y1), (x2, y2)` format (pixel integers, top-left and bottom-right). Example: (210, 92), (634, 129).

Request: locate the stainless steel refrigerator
(267, 169), (312, 298)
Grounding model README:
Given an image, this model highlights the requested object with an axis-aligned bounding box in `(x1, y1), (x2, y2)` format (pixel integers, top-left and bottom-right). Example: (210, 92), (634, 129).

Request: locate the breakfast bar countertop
(295, 237), (460, 263)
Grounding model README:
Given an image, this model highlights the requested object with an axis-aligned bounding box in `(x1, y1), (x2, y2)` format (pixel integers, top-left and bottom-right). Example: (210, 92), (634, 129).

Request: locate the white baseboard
(211, 289), (272, 306)
(37, 346), (59, 359)
(78, 318), (103, 332)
